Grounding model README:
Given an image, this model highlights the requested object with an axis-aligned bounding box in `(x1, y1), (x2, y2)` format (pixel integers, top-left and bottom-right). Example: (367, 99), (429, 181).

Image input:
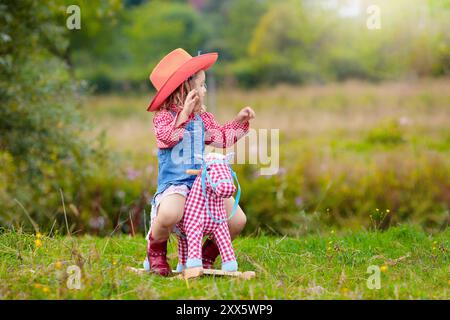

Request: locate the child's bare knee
(239, 211), (247, 228)
(157, 208), (183, 227)
(236, 211), (247, 230)
(156, 195), (185, 227)
(229, 210), (247, 237)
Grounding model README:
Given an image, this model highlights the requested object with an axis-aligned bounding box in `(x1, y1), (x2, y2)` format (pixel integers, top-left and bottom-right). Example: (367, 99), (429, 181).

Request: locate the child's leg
(147, 193), (187, 276)
(151, 194), (186, 240)
(224, 196), (247, 240)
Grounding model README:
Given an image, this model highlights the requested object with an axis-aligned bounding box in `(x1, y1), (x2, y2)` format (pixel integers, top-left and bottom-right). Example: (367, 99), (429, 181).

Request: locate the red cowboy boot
(147, 233), (171, 276)
(202, 238), (220, 269)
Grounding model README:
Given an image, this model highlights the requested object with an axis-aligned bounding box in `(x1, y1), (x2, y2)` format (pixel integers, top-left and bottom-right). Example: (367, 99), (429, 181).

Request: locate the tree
(240, 0), (329, 84)
(0, 0), (103, 230)
(123, 0), (208, 84)
(209, 0), (268, 61)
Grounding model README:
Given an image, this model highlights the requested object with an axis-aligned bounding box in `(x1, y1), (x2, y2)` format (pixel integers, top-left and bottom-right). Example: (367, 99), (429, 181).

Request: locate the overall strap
(172, 112), (205, 239)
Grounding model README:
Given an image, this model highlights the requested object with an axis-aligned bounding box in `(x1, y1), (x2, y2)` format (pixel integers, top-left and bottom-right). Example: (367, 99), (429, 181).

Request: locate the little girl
(145, 48), (255, 276)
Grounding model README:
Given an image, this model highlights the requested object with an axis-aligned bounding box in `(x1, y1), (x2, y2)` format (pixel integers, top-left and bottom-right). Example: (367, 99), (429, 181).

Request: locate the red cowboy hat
(146, 48), (218, 112)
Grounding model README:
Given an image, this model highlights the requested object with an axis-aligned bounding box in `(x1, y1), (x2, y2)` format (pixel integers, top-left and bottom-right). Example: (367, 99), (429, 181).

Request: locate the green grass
(0, 226), (448, 299)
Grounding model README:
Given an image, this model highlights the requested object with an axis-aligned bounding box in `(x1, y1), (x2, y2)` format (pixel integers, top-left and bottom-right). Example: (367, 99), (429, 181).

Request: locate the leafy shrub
(366, 119), (405, 145)
(0, 1), (107, 232)
(233, 144), (449, 236)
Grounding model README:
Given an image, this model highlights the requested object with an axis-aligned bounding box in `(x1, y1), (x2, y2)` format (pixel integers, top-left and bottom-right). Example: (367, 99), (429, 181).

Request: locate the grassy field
(0, 226), (448, 299)
(83, 78), (450, 157)
(3, 80), (446, 299)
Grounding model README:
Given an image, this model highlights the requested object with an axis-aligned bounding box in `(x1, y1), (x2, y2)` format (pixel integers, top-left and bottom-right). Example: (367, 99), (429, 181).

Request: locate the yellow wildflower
(380, 265), (388, 273)
(42, 286), (50, 293)
(35, 239), (42, 248)
(55, 261), (62, 269)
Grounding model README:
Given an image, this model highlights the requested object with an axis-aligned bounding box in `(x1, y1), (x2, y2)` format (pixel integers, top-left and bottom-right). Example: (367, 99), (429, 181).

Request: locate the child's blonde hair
(159, 78), (193, 111)
(157, 72), (206, 113)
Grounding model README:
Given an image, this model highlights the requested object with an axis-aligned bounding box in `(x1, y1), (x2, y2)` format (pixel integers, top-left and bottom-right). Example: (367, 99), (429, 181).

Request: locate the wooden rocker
(180, 267), (256, 280)
(126, 266), (256, 280)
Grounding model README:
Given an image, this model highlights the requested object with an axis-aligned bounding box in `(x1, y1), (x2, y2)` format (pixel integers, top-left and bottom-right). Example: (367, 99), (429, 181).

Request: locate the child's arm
(201, 111), (250, 148)
(153, 110), (190, 148)
(153, 90), (200, 148)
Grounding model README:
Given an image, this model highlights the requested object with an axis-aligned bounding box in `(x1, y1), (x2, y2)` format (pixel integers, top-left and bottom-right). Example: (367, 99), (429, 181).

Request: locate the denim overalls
(150, 111), (205, 209)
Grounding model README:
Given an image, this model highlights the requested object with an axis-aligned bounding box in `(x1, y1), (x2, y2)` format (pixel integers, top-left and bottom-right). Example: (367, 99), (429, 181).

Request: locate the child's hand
(235, 106), (255, 123)
(182, 89), (200, 116)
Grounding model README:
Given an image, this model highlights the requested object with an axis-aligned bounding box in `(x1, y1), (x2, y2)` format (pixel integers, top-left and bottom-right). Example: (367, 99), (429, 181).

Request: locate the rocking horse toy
(136, 152), (255, 280)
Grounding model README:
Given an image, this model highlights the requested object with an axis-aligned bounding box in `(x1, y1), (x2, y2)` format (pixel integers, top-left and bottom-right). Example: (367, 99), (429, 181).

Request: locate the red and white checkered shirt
(152, 104), (250, 149)
(175, 153), (237, 265)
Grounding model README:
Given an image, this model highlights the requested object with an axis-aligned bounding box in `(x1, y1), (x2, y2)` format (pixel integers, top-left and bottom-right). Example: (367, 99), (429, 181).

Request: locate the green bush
(0, 1), (108, 232)
(366, 119), (405, 145)
(233, 144), (449, 236)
